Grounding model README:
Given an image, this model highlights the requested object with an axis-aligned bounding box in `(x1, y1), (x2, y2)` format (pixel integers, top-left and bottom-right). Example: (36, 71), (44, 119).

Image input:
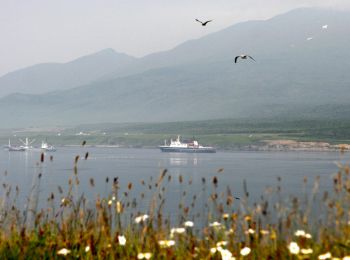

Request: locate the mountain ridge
(0, 48), (136, 96)
(0, 8), (349, 128)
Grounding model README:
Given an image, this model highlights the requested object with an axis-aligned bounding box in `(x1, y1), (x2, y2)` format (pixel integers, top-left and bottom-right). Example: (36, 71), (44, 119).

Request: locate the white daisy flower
(318, 252), (332, 259)
(137, 252), (152, 259)
(301, 248), (313, 255)
(209, 221), (221, 227)
(57, 248), (71, 256)
(288, 242), (300, 255)
(184, 221), (194, 227)
(135, 214), (149, 224)
(216, 241), (228, 247)
(240, 247), (251, 256)
(118, 235), (126, 246)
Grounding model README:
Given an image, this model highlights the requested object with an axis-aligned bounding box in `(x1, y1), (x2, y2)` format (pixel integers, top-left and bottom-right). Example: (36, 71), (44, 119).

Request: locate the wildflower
(222, 213), (230, 219)
(57, 248), (71, 256)
(288, 242), (300, 255)
(85, 246), (90, 252)
(270, 230), (277, 240)
(158, 240), (175, 248)
(116, 201), (122, 213)
(118, 235), (126, 246)
(170, 227), (185, 238)
(226, 228), (234, 234)
(216, 241), (228, 247)
(220, 248), (234, 260)
(210, 248), (218, 254)
(137, 252), (152, 259)
(108, 200), (112, 206)
(244, 215), (252, 221)
(301, 248), (313, 255)
(209, 221), (221, 227)
(171, 227), (186, 234)
(305, 233), (312, 239)
(294, 230), (312, 239)
(240, 247), (251, 256)
(294, 230), (306, 237)
(135, 214), (149, 224)
(184, 221), (194, 227)
(260, 230), (269, 235)
(318, 252), (332, 259)
(245, 228), (255, 234)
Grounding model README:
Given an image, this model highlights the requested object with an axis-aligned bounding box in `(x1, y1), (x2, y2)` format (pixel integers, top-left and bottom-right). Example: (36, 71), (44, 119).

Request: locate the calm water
(0, 147), (349, 213)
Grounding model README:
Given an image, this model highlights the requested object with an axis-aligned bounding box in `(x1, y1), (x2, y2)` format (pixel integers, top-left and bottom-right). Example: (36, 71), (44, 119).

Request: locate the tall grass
(0, 150), (349, 259)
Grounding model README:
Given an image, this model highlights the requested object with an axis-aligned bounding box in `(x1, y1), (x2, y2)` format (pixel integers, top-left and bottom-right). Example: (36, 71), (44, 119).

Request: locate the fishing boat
(159, 136), (216, 153)
(19, 138), (35, 151)
(4, 139), (26, 151)
(41, 140), (56, 152)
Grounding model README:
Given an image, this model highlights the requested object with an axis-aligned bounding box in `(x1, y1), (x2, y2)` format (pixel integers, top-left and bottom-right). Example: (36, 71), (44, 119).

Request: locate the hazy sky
(0, 0), (349, 76)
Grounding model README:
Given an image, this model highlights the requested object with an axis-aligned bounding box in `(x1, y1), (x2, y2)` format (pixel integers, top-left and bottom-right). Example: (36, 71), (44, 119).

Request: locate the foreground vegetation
(0, 150), (350, 259)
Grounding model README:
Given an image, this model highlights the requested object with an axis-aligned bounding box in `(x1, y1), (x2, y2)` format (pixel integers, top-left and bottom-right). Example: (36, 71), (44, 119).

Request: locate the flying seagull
(322, 24), (328, 29)
(195, 19), (212, 26)
(235, 55), (256, 63)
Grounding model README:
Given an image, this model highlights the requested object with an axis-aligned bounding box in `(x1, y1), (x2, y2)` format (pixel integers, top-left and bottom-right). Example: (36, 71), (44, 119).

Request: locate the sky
(0, 0), (349, 76)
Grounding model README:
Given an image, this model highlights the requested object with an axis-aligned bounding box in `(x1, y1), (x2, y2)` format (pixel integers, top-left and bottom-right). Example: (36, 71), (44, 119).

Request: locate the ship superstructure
(159, 136), (216, 153)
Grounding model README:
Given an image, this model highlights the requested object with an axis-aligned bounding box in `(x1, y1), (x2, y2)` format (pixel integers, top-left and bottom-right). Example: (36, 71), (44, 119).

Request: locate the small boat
(5, 139), (25, 151)
(19, 137), (35, 151)
(41, 140), (56, 152)
(8, 146), (26, 151)
(159, 136), (216, 153)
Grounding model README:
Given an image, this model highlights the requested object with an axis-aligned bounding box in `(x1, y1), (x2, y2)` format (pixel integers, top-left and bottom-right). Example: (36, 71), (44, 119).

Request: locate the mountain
(100, 8), (349, 79)
(0, 49), (136, 97)
(1, 8), (350, 128)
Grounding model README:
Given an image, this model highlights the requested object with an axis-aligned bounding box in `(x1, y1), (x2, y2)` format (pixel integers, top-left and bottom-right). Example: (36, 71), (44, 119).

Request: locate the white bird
(306, 37), (313, 41)
(195, 19), (212, 26)
(235, 54), (256, 63)
(322, 24), (328, 29)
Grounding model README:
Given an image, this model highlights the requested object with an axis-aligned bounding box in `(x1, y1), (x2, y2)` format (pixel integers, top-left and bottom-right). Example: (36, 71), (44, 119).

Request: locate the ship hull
(42, 148), (57, 152)
(8, 147), (26, 152)
(159, 147), (216, 153)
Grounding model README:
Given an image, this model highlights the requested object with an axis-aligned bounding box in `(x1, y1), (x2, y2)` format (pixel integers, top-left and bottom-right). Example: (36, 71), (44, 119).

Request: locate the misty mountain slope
(100, 8), (350, 80)
(0, 49), (136, 97)
(0, 8), (350, 127)
(1, 51), (350, 127)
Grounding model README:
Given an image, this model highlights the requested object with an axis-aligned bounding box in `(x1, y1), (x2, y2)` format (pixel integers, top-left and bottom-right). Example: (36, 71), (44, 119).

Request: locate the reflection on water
(169, 156), (198, 166)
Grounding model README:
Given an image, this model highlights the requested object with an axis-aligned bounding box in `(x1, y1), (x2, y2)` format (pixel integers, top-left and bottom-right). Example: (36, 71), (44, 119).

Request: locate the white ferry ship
(159, 136), (216, 153)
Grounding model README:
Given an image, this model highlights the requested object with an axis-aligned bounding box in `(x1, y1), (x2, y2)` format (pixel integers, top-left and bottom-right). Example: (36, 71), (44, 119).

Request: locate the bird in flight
(235, 55), (256, 63)
(195, 19), (212, 26)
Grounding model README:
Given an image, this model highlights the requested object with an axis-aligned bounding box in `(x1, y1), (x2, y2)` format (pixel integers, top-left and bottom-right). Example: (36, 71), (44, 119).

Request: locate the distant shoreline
(61, 141), (350, 153)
